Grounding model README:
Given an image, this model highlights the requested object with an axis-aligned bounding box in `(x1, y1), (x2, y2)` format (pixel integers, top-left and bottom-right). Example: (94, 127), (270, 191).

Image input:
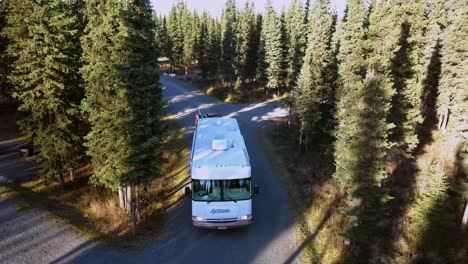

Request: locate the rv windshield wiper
(207, 196), (220, 204)
(223, 193), (237, 203)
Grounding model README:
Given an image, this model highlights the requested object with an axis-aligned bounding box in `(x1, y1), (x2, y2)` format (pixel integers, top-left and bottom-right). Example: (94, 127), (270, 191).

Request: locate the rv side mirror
(253, 185), (259, 195)
(185, 186), (192, 198)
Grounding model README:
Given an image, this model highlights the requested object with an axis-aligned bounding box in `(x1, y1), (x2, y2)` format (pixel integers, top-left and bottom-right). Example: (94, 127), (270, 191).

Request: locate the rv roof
(191, 117), (250, 170)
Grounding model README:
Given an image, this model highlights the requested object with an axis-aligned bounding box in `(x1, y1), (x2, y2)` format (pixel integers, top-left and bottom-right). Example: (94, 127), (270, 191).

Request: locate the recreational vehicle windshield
(185, 116), (258, 229)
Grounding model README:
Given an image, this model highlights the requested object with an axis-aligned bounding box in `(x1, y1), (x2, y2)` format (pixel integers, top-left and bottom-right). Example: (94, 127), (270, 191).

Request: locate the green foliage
(235, 0), (258, 81)
(285, 0), (306, 89)
(294, 0), (336, 147)
(333, 0), (368, 185)
(388, 0), (427, 154)
(262, 0), (286, 92)
(154, 15), (172, 60)
(167, 1), (186, 69)
(345, 72), (394, 261)
(221, 0), (236, 83)
(0, 0), (10, 99)
(11, 0), (85, 182)
(1, 0), (32, 99)
(206, 18), (222, 78)
(256, 14), (267, 87)
(81, 0), (163, 189)
(438, 0), (467, 140)
(409, 162), (457, 258)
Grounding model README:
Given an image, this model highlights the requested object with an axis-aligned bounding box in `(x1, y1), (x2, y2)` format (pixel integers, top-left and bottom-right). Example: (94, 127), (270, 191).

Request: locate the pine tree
(196, 12), (210, 78)
(206, 17), (221, 78)
(333, 0), (368, 185)
(235, 0), (257, 82)
(294, 0), (336, 147)
(285, 0), (306, 89)
(256, 14), (267, 87)
(82, 0), (163, 196)
(438, 0), (467, 140)
(388, 0), (427, 153)
(419, 0), (448, 137)
(221, 0), (236, 84)
(2, 0), (32, 97)
(0, 0), (10, 99)
(263, 0), (286, 94)
(182, 10), (199, 75)
(12, 0), (85, 184)
(167, 1), (185, 70)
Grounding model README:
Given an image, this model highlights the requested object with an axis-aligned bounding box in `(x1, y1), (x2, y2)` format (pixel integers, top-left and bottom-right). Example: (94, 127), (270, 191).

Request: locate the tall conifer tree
(294, 0), (336, 147)
(285, 0), (306, 89)
(333, 0), (368, 185)
(262, 0), (286, 94)
(12, 0), (85, 184)
(438, 0), (467, 140)
(81, 0), (163, 192)
(389, 0), (427, 153)
(221, 0), (236, 83)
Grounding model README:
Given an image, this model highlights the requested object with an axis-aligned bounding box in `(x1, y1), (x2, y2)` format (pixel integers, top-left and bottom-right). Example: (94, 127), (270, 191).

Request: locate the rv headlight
(192, 216), (204, 221)
(239, 214), (252, 220)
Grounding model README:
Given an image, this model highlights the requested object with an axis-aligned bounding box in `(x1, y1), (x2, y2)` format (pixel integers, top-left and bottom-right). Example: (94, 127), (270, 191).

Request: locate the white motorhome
(185, 115), (258, 229)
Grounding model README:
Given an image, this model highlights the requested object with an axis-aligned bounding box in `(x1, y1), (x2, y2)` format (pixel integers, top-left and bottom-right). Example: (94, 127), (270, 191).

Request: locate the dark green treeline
(0, 0), (165, 210)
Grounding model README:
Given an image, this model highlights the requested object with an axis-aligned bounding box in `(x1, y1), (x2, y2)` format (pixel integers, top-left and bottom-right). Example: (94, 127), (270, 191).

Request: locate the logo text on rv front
(210, 209), (231, 214)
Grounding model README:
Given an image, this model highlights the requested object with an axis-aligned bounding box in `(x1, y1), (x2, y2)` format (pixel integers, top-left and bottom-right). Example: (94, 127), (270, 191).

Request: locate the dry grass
(257, 124), (349, 264)
(187, 79), (289, 104)
(0, 114), (191, 244)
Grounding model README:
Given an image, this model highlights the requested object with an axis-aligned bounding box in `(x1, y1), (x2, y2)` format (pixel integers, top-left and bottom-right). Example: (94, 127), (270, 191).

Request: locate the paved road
(0, 76), (299, 264)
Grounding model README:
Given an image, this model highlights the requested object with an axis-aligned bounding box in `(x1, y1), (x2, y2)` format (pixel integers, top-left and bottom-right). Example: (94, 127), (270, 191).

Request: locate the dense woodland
(0, 0), (467, 263)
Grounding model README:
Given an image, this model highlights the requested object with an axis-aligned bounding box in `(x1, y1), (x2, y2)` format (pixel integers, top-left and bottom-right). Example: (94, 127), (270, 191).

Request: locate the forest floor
(183, 78), (289, 104)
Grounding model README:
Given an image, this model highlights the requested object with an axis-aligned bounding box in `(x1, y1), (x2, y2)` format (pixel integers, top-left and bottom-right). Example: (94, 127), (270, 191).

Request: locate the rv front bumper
(193, 219), (252, 229)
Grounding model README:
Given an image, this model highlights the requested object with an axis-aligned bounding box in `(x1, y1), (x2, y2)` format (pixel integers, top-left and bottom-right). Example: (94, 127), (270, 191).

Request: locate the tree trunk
(462, 202), (468, 230)
(118, 187), (125, 209)
(438, 113), (444, 129)
(126, 186), (132, 213)
(69, 169), (74, 182)
(299, 121), (304, 147)
(131, 202), (136, 237)
(135, 185), (141, 222)
(441, 108), (449, 133)
(57, 174), (65, 186)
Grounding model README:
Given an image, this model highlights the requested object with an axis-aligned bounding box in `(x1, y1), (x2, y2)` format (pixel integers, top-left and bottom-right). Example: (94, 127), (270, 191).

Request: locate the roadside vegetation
(0, 114), (189, 242)
(0, 0), (188, 242)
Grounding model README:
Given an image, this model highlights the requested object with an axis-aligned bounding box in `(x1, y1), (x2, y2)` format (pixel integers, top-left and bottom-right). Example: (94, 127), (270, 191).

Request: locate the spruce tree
(167, 1), (185, 70)
(197, 12), (210, 78)
(294, 0), (336, 147)
(388, 0), (427, 153)
(221, 0), (236, 84)
(256, 14), (267, 87)
(333, 0), (368, 185)
(419, 0), (448, 137)
(12, 0), (85, 184)
(206, 17), (221, 78)
(438, 0), (467, 140)
(2, 0), (32, 96)
(285, 0), (306, 89)
(0, 0), (10, 99)
(263, 0), (286, 94)
(82, 0), (163, 193)
(235, 0), (257, 82)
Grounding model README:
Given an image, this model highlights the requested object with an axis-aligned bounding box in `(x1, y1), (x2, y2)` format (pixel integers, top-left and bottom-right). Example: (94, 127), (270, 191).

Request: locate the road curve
(0, 76), (299, 264)
(155, 76), (299, 264)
